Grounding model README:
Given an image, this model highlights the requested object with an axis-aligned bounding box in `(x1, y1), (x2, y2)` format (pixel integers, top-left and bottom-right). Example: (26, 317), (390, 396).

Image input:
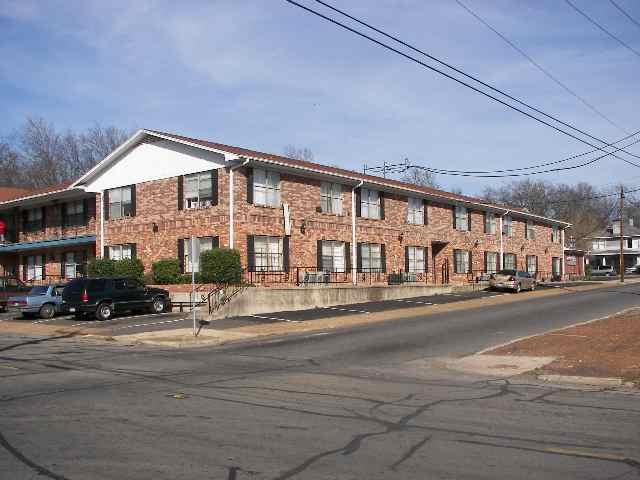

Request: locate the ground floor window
(359, 243), (384, 272)
(252, 235), (284, 272)
(320, 241), (346, 273)
(406, 246), (426, 273)
(552, 257), (561, 276)
(180, 236), (216, 273)
(26, 255), (44, 281)
(503, 253), (516, 270)
(108, 244), (133, 261)
(453, 249), (470, 274)
(63, 252), (85, 279)
(485, 251), (498, 273)
(526, 255), (538, 275)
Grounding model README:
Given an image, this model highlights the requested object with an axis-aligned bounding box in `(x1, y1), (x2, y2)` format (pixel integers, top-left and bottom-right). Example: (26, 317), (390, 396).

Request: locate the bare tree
(400, 167), (439, 189)
(0, 142), (23, 187)
(284, 145), (314, 162)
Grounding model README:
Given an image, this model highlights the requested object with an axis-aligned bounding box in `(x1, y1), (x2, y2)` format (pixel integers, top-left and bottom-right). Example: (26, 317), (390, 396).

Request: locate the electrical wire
(565, 0), (640, 59)
(455, 0), (629, 134)
(300, 0), (640, 166)
(609, 0), (640, 31)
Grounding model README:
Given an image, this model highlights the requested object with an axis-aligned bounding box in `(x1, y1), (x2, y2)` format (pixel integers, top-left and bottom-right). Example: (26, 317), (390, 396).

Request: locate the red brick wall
(18, 197), (97, 243)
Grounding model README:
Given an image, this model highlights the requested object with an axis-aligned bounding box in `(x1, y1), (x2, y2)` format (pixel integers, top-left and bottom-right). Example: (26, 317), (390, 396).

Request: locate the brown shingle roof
(0, 187), (33, 202)
(0, 181), (74, 204)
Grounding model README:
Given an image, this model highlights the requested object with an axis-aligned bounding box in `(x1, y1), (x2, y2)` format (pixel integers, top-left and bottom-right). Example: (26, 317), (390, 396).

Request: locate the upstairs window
(253, 168), (280, 207)
(360, 188), (380, 219)
(64, 200), (85, 227)
(320, 183), (342, 214)
(551, 225), (560, 243)
(503, 215), (513, 237)
(184, 171), (214, 209)
(454, 206), (469, 231)
(484, 212), (496, 234)
(108, 186), (133, 219)
(24, 208), (43, 232)
(526, 221), (536, 240)
(407, 197), (424, 225)
(592, 239), (606, 250)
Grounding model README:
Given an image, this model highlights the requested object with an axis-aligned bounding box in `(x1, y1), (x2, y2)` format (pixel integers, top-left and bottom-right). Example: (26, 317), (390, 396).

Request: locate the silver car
(489, 269), (536, 293)
(7, 284), (67, 319)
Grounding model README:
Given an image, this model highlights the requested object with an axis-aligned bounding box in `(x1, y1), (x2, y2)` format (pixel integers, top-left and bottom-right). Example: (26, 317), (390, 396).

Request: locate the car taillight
(15, 300), (27, 305)
(81, 289), (89, 303)
(508, 276), (515, 281)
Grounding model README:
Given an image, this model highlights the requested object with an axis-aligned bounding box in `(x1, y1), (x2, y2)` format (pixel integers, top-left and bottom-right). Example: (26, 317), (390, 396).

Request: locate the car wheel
(151, 296), (166, 314)
(39, 303), (55, 319)
(96, 302), (113, 321)
(515, 283), (521, 293)
(531, 282), (536, 291)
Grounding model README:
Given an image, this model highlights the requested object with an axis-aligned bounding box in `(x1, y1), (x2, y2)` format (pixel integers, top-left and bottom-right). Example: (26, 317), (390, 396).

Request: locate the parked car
(0, 276), (31, 313)
(489, 270), (536, 293)
(8, 284), (67, 319)
(625, 265), (640, 275)
(590, 265), (616, 277)
(62, 277), (171, 320)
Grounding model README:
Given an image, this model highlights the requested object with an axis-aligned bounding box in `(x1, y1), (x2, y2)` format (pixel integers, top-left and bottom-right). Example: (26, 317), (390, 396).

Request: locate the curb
(537, 374), (625, 388)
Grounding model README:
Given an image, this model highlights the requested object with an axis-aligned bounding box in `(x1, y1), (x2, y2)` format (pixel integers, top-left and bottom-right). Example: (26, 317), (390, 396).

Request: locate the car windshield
(28, 286), (49, 296)
(496, 270), (516, 276)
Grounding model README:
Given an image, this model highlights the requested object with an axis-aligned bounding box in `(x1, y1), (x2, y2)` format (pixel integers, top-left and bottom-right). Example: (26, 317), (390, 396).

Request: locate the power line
(565, 0), (640, 59)
(289, 0), (640, 168)
(609, 0), (640, 31)
(455, 0), (628, 134)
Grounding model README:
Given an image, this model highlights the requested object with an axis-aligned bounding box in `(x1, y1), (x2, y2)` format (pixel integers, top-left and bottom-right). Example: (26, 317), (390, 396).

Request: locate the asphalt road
(1, 282), (640, 479)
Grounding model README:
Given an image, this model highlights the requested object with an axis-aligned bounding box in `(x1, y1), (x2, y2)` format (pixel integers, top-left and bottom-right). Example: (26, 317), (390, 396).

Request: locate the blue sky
(1, 0), (640, 195)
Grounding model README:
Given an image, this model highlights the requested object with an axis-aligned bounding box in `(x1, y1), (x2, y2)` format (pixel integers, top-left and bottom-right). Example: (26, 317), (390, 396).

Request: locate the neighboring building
(0, 129), (569, 285)
(563, 237), (585, 278)
(588, 218), (640, 271)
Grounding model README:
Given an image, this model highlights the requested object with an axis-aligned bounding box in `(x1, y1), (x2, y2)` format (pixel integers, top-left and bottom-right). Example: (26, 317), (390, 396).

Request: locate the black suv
(63, 277), (171, 320)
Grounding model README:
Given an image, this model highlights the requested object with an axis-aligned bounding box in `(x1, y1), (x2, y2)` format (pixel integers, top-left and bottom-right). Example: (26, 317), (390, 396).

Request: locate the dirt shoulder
(487, 308), (640, 385)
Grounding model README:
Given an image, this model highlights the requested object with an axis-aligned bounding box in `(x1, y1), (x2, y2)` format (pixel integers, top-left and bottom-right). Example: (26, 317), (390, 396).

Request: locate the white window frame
(184, 171), (214, 209)
(253, 168), (281, 207)
(108, 186), (132, 219)
(254, 235), (284, 272)
(108, 244), (132, 261)
(485, 251), (498, 273)
(360, 188), (380, 219)
(593, 239), (606, 250)
(552, 257), (561, 275)
(454, 206), (469, 231)
(407, 246), (426, 273)
(65, 252), (79, 279)
(526, 255), (537, 274)
(484, 212), (496, 234)
(453, 249), (470, 274)
(526, 221), (535, 240)
(321, 240), (346, 272)
(503, 253), (516, 270)
(360, 243), (382, 272)
(320, 183), (343, 214)
(26, 255), (43, 281)
(503, 215), (513, 237)
(551, 226), (560, 243)
(407, 197), (424, 225)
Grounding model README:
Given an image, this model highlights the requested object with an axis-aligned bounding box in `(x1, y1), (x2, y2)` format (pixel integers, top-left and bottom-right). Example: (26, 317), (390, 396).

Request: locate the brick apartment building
(0, 129), (569, 286)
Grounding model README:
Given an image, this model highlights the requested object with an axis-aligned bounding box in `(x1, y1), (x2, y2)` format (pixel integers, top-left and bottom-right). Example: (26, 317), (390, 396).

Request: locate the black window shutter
(345, 242), (351, 272)
(514, 254), (518, 270)
(381, 244), (387, 273)
(247, 235), (255, 272)
(423, 199), (428, 225)
(535, 256), (539, 275)
(103, 245), (109, 259)
(177, 176), (184, 210)
(130, 185), (136, 217)
(41, 254), (47, 278)
(379, 192), (385, 220)
(60, 253), (65, 278)
(484, 251), (488, 272)
(468, 250), (472, 273)
(129, 243), (137, 260)
(41, 207), (46, 230)
(21, 210), (27, 231)
(61, 203), (68, 227)
(483, 212), (487, 234)
(213, 236), (220, 249)
(355, 188), (361, 217)
(103, 190), (110, 220)
(317, 240), (323, 269)
(177, 240), (184, 273)
(22, 257), (27, 281)
(246, 168), (254, 204)
(452, 206), (457, 229)
(404, 246), (409, 273)
(467, 209), (472, 231)
(356, 243), (362, 271)
(211, 170), (219, 206)
(424, 247), (428, 273)
(83, 198), (90, 223)
(283, 237), (290, 272)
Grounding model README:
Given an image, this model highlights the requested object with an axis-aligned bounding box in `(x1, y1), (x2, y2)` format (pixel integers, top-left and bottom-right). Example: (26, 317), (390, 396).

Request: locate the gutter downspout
(229, 158), (250, 249)
(100, 191), (105, 258)
(352, 181), (363, 285)
(561, 227), (566, 280)
(499, 209), (509, 269)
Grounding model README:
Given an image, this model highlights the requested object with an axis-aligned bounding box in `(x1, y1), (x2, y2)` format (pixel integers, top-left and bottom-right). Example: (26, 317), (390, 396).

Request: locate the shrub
(199, 248), (242, 284)
(88, 258), (116, 277)
(151, 259), (182, 285)
(114, 258), (145, 281)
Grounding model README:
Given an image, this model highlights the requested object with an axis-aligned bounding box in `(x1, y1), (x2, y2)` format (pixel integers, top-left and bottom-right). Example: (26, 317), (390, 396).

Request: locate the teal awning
(0, 235), (96, 253)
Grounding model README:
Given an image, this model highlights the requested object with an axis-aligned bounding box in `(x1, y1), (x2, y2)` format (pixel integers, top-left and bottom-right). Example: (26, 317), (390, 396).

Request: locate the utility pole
(620, 186), (625, 283)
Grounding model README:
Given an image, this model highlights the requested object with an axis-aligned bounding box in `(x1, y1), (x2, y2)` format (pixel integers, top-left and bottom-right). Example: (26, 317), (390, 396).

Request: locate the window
(503, 253), (516, 270)
(321, 241), (346, 272)
(526, 221), (535, 240)
(64, 252), (80, 279)
(407, 197), (424, 225)
(484, 212), (496, 234)
(503, 215), (513, 236)
(627, 238), (633, 249)
(453, 249), (470, 273)
(24, 208), (43, 232)
(551, 225), (560, 243)
(454, 206), (469, 231)
(552, 257), (561, 276)
(108, 186), (133, 219)
(359, 243), (383, 272)
(253, 168), (280, 207)
(360, 188), (380, 219)
(406, 246), (426, 273)
(253, 236), (284, 272)
(26, 255), (43, 281)
(184, 171), (214, 209)
(526, 255), (537, 275)
(485, 251), (498, 273)
(181, 236), (215, 273)
(320, 183), (342, 214)
(593, 239), (606, 250)
(108, 244), (133, 261)
(64, 200), (85, 227)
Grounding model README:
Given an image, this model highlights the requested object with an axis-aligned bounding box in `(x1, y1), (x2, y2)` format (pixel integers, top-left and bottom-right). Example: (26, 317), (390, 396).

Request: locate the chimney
(612, 219), (621, 236)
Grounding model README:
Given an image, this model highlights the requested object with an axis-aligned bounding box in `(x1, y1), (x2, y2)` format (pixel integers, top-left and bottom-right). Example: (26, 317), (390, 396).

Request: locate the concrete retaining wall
(207, 283), (483, 319)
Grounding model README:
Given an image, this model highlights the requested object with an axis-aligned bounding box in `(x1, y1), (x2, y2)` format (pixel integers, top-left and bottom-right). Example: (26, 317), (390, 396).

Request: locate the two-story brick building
(0, 129), (569, 285)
